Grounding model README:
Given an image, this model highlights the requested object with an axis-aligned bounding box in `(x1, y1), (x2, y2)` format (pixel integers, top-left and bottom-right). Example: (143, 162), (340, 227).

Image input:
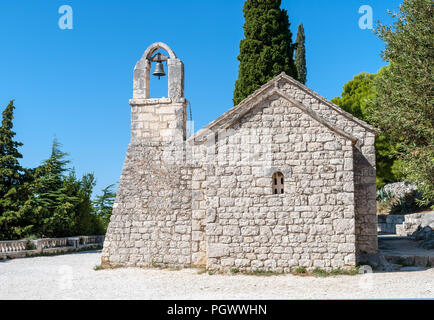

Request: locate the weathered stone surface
(383, 182), (418, 200)
(356, 253), (395, 272)
(421, 213), (434, 229)
(207, 244), (228, 258)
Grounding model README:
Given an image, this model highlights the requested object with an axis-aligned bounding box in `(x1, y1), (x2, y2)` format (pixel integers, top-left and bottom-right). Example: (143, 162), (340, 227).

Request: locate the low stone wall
(38, 238), (69, 250)
(378, 215), (406, 234)
(0, 235), (105, 260)
(378, 212), (434, 236)
(0, 240), (30, 253)
(396, 212), (434, 237)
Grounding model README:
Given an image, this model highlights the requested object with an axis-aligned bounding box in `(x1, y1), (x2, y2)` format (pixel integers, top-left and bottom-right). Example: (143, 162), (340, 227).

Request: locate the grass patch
(244, 269), (282, 277)
(295, 267), (307, 274)
(94, 264), (103, 271)
(330, 267), (360, 276)
(230, 268), (240, 274)
(312, 268), (329, 277)
(197, 268), (207, 275)
(208, 270), (216, 275)
(93, 264), (123, 271)
(292, 267), (360, 278)
(168, 267), (181, 271)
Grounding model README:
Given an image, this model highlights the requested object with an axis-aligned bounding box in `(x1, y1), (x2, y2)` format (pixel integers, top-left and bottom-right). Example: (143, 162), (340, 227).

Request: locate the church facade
(101, 43), (378, 273)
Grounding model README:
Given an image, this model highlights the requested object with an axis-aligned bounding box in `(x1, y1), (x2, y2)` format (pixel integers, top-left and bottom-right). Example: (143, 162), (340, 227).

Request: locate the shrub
(25, 240), (36, 250)
(390, 190), (429, 214)
(376, 188), (394, 202)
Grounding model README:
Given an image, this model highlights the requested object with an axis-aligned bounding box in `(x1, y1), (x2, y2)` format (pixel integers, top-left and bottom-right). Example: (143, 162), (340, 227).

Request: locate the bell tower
(102, 42), (192, 269)
(130, 42), (187, 144)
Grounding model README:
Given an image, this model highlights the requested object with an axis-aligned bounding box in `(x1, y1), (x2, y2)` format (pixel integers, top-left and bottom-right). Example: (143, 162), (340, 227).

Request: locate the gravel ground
(1, 250), (433, 300)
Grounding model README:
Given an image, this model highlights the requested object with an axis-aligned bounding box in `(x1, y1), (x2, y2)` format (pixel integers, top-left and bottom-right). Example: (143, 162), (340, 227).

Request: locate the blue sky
(0, 0), (401, 196)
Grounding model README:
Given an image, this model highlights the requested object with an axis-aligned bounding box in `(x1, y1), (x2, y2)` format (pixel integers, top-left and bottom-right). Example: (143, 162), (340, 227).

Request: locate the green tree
(0, 101), (31, 240)
(23, 139), (106, 237)
(30, 139), (78, 237)
(233, 0), (298, 105)
(93, 184), (116, 230)
(367, 0), (433, 205)
(332, 73), (376, 120)
(332, 72), (401, 188)
(294, 24), (307, 84)
(64, 171), (104, 236)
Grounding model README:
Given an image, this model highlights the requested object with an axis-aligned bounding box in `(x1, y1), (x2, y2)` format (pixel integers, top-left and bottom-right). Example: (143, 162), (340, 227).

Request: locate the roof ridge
(188, 72), (376, 143)
(190, 87), (358, 145)
(278, 73), (377, 133)
(275, 89), (357, 143)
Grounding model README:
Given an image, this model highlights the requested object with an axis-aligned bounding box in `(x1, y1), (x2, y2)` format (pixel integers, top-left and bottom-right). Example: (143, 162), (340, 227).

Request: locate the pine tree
(0, 101), (30, 240)
(93, 184), (116, 230)
(233, 0), (298, 105)
(294, 24), (307, 84)
(30, 139), (78, 237)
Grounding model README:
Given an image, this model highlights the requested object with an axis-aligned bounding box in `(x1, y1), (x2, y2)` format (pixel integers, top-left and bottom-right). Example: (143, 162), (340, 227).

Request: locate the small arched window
(272, 172), (284, 195)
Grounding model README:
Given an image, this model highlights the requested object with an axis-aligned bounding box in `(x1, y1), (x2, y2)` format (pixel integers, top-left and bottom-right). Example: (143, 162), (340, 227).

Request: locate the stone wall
(378, 215), (406, 234)
(201, 96), (357, 272)
(130, 99), (187, 144)
(102, 43), (192, 269)
(278, 79), (378, 255)
(101, 141), (194, 268)
(396, 212), (434, 237)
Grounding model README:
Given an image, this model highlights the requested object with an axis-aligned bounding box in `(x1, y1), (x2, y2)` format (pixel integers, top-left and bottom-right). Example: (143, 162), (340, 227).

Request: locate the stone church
(102, 43), (378, 272)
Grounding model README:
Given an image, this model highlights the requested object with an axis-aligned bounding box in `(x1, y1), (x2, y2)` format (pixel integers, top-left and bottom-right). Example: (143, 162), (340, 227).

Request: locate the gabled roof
(188, 73), (376, 145)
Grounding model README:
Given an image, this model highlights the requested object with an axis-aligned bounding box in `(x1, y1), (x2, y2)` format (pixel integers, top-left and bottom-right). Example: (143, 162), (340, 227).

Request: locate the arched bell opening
(149, 49), (170, 99)
(133, 42), (184, 101)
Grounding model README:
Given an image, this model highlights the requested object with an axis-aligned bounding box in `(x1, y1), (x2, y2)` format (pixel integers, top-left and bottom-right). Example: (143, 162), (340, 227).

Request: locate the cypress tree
(233, 0), (297, 105)
(294, 24), (307, 84)
(0, 101), (29, 240)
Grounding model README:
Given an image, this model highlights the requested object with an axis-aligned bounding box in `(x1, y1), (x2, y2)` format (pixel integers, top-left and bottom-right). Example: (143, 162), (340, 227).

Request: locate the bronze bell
(152, 61), (166, 80)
